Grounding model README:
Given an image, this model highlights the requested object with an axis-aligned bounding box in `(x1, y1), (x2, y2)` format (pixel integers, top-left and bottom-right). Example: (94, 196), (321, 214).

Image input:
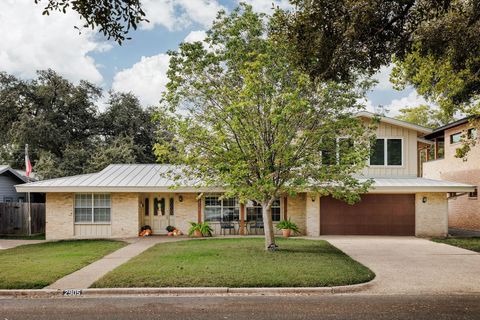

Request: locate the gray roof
(15, 164), (475, 193)
(0, 165), (36, 183)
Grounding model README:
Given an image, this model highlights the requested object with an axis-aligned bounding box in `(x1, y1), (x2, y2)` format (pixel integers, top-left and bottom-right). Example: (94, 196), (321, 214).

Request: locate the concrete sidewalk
(0, 239), (46, 250)
(46, 236), (186, 290)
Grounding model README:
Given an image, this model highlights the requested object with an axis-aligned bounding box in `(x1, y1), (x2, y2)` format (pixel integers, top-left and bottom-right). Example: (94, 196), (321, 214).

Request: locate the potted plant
(188, 222), (213, 237)
(276, 219), (299, 238)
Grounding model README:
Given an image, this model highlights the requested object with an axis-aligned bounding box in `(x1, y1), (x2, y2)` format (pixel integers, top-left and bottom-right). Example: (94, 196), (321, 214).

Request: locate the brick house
(422, 117), (480, 231)
(16, 112), (475, 240)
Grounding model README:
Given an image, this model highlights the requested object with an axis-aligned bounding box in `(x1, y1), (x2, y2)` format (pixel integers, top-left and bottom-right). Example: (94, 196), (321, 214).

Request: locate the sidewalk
(46, 236), (187, 289)
(0, 239), (46, 250)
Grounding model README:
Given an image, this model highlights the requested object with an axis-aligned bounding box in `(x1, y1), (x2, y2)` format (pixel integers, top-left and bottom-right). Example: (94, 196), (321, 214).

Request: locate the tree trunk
(262, 200), (277, 251)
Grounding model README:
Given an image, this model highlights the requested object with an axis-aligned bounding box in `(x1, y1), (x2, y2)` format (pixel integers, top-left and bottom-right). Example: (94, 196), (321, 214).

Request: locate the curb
(0, 280), (376, 298)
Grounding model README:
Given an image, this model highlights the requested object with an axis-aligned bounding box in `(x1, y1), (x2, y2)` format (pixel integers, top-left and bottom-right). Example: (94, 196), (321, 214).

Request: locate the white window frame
(245, 199), (282, 222)
(368, 137), (404, 167)
(74, 193), (111, 224)
(321, 137), (353, 165)
(203, 195), (240, 222)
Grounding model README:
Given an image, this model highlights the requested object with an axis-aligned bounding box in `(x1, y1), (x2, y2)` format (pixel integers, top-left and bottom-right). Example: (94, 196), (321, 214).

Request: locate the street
(1, 294), (479, 320)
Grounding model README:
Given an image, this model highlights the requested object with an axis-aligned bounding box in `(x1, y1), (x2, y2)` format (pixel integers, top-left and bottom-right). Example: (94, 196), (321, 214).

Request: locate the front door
(150, 195), (167, 234)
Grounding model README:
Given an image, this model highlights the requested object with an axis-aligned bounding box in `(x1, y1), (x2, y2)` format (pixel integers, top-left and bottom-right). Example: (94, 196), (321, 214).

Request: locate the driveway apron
(319, 236), (480, 294)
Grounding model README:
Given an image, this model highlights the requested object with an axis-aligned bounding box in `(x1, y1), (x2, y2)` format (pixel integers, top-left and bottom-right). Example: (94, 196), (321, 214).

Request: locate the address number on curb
(63, 289), (82, 296)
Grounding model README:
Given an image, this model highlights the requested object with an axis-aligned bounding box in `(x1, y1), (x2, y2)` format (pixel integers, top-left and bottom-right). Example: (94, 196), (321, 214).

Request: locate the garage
(320, 194), (415, 236)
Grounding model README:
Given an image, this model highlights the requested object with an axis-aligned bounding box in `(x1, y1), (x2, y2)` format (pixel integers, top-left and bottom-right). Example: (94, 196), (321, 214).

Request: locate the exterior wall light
(179, 195), (183, 202)
(422, 196), (427, 203)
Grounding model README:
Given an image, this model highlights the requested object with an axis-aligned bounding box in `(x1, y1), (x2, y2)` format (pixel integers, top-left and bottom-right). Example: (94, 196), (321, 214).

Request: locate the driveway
(320, 236), (480, 294)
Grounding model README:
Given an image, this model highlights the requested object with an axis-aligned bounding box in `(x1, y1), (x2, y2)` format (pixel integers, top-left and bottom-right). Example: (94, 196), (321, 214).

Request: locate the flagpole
(25, 144), (31, 237)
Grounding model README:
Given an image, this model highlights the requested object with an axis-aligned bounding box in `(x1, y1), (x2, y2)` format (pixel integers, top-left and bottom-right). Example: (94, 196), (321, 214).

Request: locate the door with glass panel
(151, 194), (174, 234)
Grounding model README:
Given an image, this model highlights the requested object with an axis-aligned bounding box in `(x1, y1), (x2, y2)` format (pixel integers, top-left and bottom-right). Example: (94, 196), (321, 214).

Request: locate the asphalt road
(1, 294), (479, 320)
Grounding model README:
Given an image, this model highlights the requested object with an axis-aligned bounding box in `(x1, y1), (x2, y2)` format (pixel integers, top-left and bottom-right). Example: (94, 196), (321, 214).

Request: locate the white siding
(362, 121), (419, 178)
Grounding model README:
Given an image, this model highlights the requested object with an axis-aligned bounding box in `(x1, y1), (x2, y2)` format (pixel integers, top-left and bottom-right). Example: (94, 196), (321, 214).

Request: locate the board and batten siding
(361, 120), (419, 178)
(0, 173), (26, 202)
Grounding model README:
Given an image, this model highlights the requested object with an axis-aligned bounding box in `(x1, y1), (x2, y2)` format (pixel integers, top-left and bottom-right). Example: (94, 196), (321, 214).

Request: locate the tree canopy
(34, 0), (147, 44)
(158, 4), (377, 250)
(394, 105), (455, 128)
(0, 70), (162, 179)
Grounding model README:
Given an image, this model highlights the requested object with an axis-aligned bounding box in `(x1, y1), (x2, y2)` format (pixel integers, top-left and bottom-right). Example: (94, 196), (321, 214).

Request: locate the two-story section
(16, 112), (475, 240)
(422, 117), (480, 231)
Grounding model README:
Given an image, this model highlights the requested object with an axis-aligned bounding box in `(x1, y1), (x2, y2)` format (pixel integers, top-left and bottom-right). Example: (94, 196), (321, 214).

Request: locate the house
(0, 165), (42, 203)
(422, 117), (480, 231)
(15, 112), (475, 240)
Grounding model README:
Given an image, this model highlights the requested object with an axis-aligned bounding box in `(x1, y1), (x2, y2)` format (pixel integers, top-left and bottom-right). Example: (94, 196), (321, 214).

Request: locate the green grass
(0, 239), (126, 289)
(92, 238), (374, 288)
(433, 237), (480, 252)
(0, 233), (45, 240)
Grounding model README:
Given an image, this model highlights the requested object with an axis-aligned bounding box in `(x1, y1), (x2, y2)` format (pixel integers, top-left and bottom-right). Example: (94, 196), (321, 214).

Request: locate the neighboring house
(422, 117), (480, 231)
(0, 165), (42, 203)
(16, 112), (475, 240)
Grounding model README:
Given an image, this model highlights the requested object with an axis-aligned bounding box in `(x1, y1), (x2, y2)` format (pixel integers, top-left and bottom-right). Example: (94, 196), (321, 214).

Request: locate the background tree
(34, 0), (147, 44)
(278, 0), (480, 115)
(394, 105), (454, 128)
(158, 5), (376, 250)
(0, 70), (160, 179)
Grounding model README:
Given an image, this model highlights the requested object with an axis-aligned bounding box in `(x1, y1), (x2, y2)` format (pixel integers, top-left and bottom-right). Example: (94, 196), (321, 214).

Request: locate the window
(468, 128), (477, 140)
(4, 197), (13, 203)
(144, 198), (149, 216)
(469, 188), (478, 199)
(153, 198), (159, 216)
(322, 138), (354, 165)
(169, 197), (174, 216)
(246, 199), (281, 222)
(17, 197), (25, 203)
(450, 132), (462, 144)
(204, 195), (239, 222)
(369, 138), (402, 166)
(75, 193), (111, 223)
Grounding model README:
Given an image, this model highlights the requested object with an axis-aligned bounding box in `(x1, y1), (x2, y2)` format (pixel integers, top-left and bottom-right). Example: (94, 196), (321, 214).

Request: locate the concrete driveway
(320, 236), (480, 294)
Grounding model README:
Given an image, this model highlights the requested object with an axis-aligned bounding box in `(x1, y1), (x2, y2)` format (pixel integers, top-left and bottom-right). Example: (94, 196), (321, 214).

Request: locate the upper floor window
(468, 128), (477, 140)
(75, 193), (111, 224)
(321, 138), (354, 165)
(369, 138), (402, 166)
(450, 132), (462, 144)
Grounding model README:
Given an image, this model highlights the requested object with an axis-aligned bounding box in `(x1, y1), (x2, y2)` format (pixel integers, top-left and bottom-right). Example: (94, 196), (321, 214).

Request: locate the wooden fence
(0, 203), (45, 235)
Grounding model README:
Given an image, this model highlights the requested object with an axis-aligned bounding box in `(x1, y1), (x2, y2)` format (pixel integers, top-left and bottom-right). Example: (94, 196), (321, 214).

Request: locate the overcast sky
(0, 0), (430, 115)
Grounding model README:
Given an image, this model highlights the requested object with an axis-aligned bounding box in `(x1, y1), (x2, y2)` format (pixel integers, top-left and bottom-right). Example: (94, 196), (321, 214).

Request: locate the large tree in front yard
(158, 5), (376, 251)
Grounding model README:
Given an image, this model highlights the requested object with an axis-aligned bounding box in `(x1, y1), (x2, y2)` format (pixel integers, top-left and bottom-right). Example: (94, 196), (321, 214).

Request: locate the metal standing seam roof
(14, 164), (475, 193)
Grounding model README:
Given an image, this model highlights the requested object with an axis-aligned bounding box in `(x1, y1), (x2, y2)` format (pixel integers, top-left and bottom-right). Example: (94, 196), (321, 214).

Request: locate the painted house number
(63, 289), (82, 296)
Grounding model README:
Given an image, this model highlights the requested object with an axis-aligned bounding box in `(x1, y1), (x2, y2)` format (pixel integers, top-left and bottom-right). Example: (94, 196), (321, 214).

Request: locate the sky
(0, 0), (430, 115)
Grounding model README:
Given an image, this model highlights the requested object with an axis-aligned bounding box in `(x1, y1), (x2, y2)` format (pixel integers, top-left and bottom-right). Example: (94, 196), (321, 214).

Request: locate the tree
(86, 136), (136, 173)
(34, 0), (147, 44)
(278, 0), (480, 115)
(100, 92), (157, 163)
(394, 105), (454, 128)
(158, 5), (376, 250)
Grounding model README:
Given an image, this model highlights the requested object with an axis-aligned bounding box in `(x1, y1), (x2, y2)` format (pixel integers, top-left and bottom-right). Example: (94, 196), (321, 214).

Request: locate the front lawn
(92, 238), (374, 288)
(0, 240), (126, 289)
(432, 237), (480, 253)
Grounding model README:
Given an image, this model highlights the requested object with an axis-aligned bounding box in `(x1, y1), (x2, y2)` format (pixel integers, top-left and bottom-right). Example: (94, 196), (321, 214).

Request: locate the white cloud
(112, 54), (170, 107)
(241, 0), (293, 14)
(372, 65), (394, 90)
(141, 0), (225, 31)
(183, 30), (207, 43)
(384, 91), (433, 116)
(0, 0), (110, 84)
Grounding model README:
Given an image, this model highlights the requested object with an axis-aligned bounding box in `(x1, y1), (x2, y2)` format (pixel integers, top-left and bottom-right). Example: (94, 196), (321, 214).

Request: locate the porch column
(283, 196), (288, 220)
(240, 203), (245, 235)
(306, 193), (320, 236)
(197, 194), (202, 223)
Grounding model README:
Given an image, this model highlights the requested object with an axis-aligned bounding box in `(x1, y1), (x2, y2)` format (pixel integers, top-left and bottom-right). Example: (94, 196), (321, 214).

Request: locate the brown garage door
(320, 194), (415, 236)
